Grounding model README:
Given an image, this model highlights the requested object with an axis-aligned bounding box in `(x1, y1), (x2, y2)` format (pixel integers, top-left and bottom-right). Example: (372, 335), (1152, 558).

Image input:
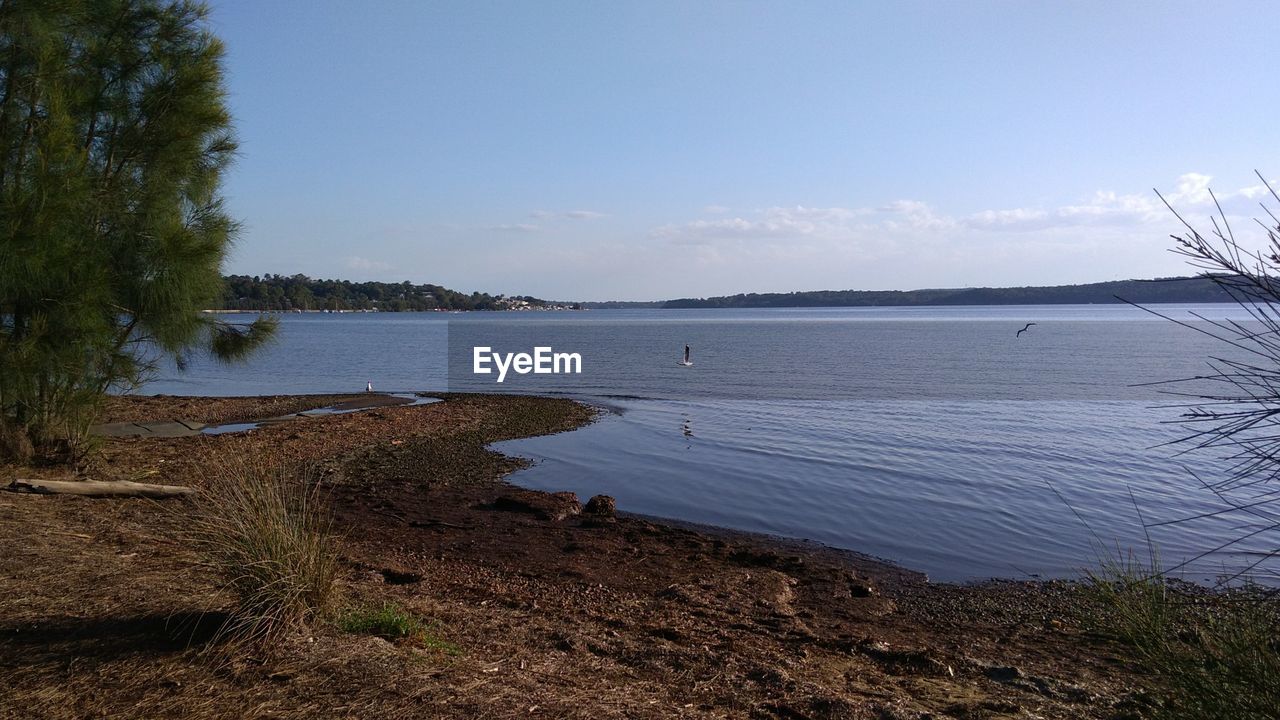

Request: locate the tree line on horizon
(661, 276), (1234, 308)
(222, 274), (1239, 312)
(219, 274), (556, 312)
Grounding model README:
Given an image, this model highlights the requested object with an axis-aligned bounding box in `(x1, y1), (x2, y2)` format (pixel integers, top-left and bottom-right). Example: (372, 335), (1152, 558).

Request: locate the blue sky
(211, 0), (1280, 301)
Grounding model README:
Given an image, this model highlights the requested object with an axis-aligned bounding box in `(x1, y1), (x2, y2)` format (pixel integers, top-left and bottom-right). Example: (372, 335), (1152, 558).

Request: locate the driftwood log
(5, 478), (195, 499)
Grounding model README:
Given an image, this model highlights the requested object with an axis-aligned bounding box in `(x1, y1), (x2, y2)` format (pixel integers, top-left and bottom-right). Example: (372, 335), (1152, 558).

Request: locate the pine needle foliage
(1133, 173), (1280, 582)
(0, 0), (274, 461)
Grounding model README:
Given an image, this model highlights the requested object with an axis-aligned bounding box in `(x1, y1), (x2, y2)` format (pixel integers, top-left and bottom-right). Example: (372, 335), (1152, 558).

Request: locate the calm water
(146, 305), (1279, 583)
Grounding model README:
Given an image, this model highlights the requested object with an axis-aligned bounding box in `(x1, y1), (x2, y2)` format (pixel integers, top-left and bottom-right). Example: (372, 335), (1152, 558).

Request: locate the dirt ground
(0, 394), (1153, 719)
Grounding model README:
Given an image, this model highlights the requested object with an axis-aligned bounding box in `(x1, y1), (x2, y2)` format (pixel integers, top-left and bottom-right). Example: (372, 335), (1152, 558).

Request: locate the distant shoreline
(199, 307), (585, 314)
(660, 275), (1234, 309)
(202, 298), (1243, 314)
(214, 274), (1239, 311)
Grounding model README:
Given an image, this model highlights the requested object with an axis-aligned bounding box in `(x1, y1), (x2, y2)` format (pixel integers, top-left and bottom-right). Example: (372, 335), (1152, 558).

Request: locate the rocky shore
(0, 393), (1149, 719)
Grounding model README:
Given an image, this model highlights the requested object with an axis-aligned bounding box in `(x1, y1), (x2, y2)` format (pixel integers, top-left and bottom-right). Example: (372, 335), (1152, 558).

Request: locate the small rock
(584, 494), (616, 516)
(582, 495), (617, 526)
(849, 581), (876, 598)
(984, 665), (1024, 682)
(494, 489), (581, 521)
(380, 567), (424, 585)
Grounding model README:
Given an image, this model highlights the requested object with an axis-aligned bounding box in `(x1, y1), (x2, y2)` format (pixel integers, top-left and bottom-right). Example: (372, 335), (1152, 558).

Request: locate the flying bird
(1015, 323), (1037, 338)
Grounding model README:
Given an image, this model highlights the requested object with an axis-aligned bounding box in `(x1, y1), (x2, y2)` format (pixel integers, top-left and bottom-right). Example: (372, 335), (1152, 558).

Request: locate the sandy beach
(0, 393), (1147, 719)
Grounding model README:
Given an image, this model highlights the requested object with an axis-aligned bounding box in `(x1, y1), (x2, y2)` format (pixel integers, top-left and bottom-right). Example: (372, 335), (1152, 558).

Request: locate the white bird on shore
(365, 380), (374, 392)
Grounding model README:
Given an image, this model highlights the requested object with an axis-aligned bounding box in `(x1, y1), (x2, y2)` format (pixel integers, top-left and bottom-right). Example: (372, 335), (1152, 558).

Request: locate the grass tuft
(186, 459), (340, 649)
(1083, 554), (1280, 719)
(338, 602), (459, 654)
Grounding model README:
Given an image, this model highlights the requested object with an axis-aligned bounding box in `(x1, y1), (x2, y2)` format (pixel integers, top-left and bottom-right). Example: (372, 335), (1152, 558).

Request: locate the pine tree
(0, 0), (274, 461)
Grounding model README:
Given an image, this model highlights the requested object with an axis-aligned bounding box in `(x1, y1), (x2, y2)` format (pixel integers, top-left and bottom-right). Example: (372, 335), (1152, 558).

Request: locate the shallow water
(145, 305), (1280, 582)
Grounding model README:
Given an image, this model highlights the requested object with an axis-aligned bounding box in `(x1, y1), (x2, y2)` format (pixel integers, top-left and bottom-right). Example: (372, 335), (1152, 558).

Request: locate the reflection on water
(498, 398), (1273, 583)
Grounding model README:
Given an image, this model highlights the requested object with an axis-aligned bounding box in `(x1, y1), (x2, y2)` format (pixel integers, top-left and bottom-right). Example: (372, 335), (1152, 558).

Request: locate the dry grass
(185, 458), (340, 649)
(1084, 555), (1280, 719)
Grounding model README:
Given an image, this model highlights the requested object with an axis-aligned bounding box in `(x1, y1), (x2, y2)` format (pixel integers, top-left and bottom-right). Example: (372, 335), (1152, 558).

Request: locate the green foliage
(338, 602), (459, 653)
(0, 0), (272, 460)
(1084, 557), (1280, 719)
(187, 459), (339, 649)
(219, 274), (528, 312)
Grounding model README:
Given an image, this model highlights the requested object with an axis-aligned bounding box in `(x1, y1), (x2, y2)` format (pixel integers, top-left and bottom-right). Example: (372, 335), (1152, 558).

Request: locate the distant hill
(577, 300), (665, 309)
(662, 276), (1234, 309)
(218, 274), (558, 312)
(217, 274), (1238, 312)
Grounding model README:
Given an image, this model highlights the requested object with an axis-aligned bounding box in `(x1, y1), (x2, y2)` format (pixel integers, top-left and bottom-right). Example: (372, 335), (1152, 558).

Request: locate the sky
(210, 0), (1280, 301)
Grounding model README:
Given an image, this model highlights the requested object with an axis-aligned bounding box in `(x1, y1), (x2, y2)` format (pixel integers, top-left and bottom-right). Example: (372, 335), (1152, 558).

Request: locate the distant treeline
(219, 274), (526, 311)
(220, 274), (1239, 312)
(662, 276), (1234, 309)
(577, 300), (664, 309)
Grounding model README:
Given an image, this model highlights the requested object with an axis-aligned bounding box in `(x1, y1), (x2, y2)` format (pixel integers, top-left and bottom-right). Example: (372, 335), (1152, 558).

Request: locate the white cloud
(345, 256), (393, 272)
(876, 200), (956, 232)
(530, 209), (609, 220)
(652, 208), (828, 243)
(877, 200), (927, 214)
(1238, 184), (1272, 200)
(653, 216), (808, 242)
(1168, 172), (1213, 204)
(1057, 190), (1161, 222)
(967, 207), (1050, 228)
(631, 171), (1280, 297)
(342, 172), (1277, 301)
(653, 202), (951, 243)
(488, 223), (540, 232)
(773, 205), (870, 222)
(961, 173), (1273, 233)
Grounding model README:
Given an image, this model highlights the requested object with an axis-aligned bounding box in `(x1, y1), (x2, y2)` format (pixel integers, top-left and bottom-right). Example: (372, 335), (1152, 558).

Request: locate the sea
(143, 304), (1280, 584)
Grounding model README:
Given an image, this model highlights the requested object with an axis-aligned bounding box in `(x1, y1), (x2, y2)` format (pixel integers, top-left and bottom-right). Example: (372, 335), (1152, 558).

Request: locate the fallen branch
(5, 478), (196, 499)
